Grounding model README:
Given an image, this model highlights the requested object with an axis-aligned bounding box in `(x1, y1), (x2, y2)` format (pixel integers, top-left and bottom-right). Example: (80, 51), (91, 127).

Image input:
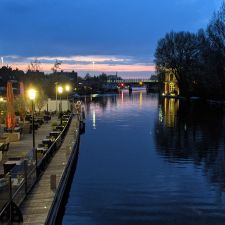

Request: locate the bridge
(107, 78), (159, 92)
(107, 78), (158, 84)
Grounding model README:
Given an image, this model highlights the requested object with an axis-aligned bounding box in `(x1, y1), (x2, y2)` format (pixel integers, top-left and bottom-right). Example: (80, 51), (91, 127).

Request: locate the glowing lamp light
(28, 88), (37, 100)
(65, 85), (71, 92)
(58, 86), (63, 94)
(120, 83), (125, 88)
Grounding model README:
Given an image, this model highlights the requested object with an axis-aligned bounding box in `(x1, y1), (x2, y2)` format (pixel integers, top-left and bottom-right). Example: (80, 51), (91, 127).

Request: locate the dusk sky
(0, 0), (223, 77)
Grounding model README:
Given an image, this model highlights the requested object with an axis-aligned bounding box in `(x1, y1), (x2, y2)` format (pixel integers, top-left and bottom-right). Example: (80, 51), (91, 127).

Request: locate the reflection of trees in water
(109, 95), (117, 107)
(155, 98), (225, 188)
(82, 97), (91, 115)
(83, 95), (118, 115)
(93, 97), (108, 111)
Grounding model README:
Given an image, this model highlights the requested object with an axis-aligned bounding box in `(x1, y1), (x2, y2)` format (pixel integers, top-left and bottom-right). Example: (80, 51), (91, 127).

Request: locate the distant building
(150, 74), (158, 81)
(56, 71), (78, 83)
(0, 79), (19, 95)
(163, 69), (179, 96)
(27, 71), (45, 77)
(107, 73), (121, 81)
(102, 83), (118, 91)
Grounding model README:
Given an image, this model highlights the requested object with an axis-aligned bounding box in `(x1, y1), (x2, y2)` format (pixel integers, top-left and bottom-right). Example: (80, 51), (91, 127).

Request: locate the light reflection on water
(62, 91), (225, 225)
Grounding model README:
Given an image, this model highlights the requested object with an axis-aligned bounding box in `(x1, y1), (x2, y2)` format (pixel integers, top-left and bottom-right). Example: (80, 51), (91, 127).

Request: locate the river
(62, 91), (225, 225)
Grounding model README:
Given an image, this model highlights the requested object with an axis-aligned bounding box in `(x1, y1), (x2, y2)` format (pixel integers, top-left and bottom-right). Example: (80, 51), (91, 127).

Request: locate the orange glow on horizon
(10, 62), (155, 73)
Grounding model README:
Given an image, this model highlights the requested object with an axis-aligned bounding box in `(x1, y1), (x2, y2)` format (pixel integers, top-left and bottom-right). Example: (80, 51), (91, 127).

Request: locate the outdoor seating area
(0, 112), (52, 144)
(0, 79), (74, 220)
(25, 114), (50, 132)
(0, 111), (56, 174)
(0, 113), (71, 217)
(0, 79), (75, 223)
(36, 121), (65, 160)
(39, 122), (65, 158)
(0, 112), (72, 219)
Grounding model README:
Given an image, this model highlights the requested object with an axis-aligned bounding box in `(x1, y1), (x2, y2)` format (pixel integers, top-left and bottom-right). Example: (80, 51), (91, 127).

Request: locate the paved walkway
(19, 117), (79, 225)
(0, 116), (59, 173)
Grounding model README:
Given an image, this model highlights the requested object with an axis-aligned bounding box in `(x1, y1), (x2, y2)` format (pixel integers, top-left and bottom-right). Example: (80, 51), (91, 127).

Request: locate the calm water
(62, 91), (225, 225)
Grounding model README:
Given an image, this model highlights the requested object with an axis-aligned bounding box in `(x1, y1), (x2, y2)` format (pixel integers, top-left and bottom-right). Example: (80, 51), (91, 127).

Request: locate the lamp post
(28, 88), (37, 176)
(58, 86), (63, 125)
(65, 84), (71, 111)
(55, 82), (58, 113)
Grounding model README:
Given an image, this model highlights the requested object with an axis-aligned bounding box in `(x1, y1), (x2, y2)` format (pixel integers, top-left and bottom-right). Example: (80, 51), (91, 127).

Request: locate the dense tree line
(0, 66), (77, 97)
(155, 3), (225, 100)
(0, 65), (119, 97)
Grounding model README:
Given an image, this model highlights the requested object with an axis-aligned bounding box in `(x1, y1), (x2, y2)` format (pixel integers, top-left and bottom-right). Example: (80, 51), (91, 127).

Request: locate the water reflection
(155, 98), (225, 188)
(162, 98), (179, 127)
(139, 92), (143, 109)
(62, 93), (225, 225)
(92, 111), (96, 129)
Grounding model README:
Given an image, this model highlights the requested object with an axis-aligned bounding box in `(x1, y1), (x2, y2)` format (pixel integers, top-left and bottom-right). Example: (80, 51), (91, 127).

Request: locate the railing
(37, 116), (72, 176)
(0, 113), (73, 224)
(45, 131), (80, 225)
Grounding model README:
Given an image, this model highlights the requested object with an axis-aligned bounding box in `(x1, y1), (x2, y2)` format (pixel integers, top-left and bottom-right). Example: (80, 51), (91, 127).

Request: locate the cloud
(0, 0), (222, 73)
(3, 54), (153, 66)
(4, 54), (155, 75)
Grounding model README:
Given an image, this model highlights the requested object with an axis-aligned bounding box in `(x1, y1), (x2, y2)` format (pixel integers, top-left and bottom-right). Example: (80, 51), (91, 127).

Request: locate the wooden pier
(19, 116), (80, 225)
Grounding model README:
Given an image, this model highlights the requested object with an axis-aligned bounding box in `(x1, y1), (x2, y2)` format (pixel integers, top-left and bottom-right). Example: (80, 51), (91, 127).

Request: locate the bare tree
(35, 89), (47, 114)
(14, 96), (27, 122)
(27, 59), (42, 72)
(51, 60), (62, 73)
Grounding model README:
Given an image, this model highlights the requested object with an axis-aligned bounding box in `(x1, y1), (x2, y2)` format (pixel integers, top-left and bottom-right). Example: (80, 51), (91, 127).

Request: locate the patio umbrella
(19, 81), (26, 121)
(6, 81), (16, 129)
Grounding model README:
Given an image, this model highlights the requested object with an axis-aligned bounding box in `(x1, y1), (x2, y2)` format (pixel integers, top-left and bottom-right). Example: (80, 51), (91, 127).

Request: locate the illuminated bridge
(107, 78), (158, 84)
(107, 78), (159, 92)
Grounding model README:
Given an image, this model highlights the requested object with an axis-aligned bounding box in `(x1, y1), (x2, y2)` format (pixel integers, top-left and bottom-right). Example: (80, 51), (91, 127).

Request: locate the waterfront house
(163, 69), (180, 96)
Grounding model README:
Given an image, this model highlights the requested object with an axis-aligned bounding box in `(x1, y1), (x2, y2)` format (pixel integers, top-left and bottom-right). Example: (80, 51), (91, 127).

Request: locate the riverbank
(20, 116), (80, 225)
(161, 94), (225, 108)
(0, 106), (84, 224)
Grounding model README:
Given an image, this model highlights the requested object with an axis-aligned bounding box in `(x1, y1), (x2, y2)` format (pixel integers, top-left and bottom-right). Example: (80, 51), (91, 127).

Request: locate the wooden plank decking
(19, 116), (80, 225)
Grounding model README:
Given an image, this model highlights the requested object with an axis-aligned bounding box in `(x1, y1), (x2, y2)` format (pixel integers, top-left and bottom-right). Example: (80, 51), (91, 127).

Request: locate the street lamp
(28, 88), (36, 148)
(28, 88), (37, 176)
(65, 84), (71, 111)
(55, 82), (58, 113)
(58, 86), (63, 125)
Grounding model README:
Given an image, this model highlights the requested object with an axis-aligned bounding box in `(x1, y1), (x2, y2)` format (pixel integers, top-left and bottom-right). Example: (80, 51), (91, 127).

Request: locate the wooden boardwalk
(19, 117), (80, 225)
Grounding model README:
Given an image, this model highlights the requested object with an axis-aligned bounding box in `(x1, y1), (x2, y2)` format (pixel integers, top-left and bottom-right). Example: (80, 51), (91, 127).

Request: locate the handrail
(37, 115), (72, 171)
(45, 126), (80, 225)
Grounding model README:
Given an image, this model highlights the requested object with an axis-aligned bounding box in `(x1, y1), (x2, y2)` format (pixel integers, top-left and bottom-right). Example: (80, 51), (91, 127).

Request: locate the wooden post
(50, 174), (56, 191)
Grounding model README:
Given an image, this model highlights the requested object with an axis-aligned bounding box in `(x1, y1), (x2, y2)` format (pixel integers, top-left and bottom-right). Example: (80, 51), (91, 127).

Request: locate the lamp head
(58, 86), (63, 94)
(28, 88), (36, 100)
(65, 85), (71, 92)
